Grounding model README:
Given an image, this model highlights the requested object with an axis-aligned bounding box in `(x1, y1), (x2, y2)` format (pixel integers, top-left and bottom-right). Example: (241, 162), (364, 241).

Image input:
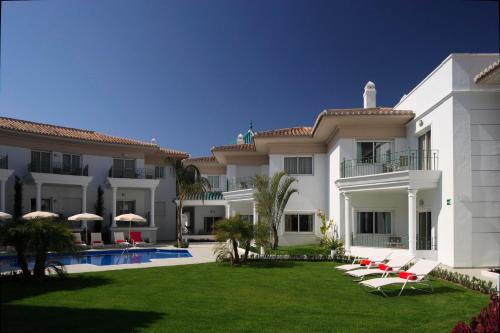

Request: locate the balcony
(108, 167), (161, 179)
(0, 154), (8, 169)
(340, 149), (439, 178)
(29, 162), (89, 176)
(226, 176), (255, 191)
(352, 233), (437, 251)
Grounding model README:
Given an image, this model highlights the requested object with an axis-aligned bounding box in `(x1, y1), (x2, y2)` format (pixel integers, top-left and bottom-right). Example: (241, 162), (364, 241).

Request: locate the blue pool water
(0, 248), (192, 271)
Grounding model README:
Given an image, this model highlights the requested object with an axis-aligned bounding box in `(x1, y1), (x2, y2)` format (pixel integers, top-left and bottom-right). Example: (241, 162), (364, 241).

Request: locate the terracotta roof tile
(211, 143), (256, 152)
(474, 60), (500, 83)
(322, 107), (413, 116)
(254, 127), (313, 138)
(158, 147), (189, 159)
(184, 156), (217, 163)
(0, 116), (188, 158)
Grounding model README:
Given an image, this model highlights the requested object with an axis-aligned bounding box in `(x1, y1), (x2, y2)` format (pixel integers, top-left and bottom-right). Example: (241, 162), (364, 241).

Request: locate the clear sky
(0, 0), (498, 156)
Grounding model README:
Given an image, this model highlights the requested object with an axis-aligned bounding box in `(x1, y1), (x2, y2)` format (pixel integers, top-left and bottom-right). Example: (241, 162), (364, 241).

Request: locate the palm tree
(253, 171), (298, 249)
(172, 159), (210, 247)
(213, 214), (254, 264)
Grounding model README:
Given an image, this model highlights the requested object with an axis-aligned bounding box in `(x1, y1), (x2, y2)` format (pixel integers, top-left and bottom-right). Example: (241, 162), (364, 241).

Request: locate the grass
(1, 262), (489, 333)
(267, 243), (329, 256)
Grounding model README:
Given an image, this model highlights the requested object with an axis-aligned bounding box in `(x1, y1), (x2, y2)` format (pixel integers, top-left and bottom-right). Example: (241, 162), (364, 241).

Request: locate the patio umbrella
(68, 213), (104, 244)
(0, 212), (12, 220)
(22, 211), (59, 220)
(114, 213), (147, 240)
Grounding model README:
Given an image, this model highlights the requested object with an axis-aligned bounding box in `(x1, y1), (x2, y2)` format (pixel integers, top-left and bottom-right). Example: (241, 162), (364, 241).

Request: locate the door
(418, 131), (431, 170)
(417, 211), (432, 250)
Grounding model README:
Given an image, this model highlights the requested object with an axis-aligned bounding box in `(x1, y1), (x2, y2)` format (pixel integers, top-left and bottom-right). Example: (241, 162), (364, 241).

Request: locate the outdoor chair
(130, 231), (146, 247)
(360, 259), (440, 296)
(90, 233), (105, 248)
(113, 232), (130, 247)
(346, 253), (415, 281)
(336, 252), (391, 271)
(72, 232), (88, 249)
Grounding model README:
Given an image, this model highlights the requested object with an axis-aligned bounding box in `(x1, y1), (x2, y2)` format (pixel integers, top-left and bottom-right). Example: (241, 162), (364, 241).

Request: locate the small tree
(253, 172), (298, 249)
(213, 214), (254, 264)
(13, 176), (23, 219)
(317, 209), (343, 254)
(94, 185), (104, 232)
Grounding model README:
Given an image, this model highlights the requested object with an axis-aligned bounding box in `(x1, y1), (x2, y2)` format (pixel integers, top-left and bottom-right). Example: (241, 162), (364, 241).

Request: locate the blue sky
(0, 0), (498, 156)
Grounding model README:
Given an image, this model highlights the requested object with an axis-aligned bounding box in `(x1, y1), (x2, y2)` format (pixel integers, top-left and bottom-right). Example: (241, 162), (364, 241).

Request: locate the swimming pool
(0, 248), (192, 271)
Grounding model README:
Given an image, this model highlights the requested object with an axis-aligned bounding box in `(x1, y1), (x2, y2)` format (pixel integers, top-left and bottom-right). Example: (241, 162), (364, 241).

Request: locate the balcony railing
(352, 233), (437, 250)
(0, 154), (8, 169)
(108, 167), (160, 179)
(29, 162), (89, 176)
(340, 149), (439, 178)
(227, 176), (255, 191)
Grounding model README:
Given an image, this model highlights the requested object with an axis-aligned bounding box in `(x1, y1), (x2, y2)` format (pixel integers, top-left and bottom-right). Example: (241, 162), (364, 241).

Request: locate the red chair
(130, 231), (146, 247)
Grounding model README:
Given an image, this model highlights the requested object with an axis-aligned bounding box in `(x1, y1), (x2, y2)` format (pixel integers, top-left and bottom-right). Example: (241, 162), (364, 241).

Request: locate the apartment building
(183, 54), (500, 268)
(0, 119), (188, 242)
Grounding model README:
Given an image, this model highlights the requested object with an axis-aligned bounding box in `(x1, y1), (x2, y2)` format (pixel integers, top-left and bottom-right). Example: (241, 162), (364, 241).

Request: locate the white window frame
(355, 140), (393, 163)
(283, 156), (314, 176)
(284, 212), (315, 233)
(206, 175), (221, 191)
(355, 209), (393, 235)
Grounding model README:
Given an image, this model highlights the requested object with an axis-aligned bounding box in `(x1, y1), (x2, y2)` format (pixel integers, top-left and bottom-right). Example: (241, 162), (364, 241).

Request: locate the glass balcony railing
(29, 162), (89, 176)
(226, 176), (255, 191)
(352, 233), (437, 250)
(340, 149), (439, 178)
(0, 154), (8, 169)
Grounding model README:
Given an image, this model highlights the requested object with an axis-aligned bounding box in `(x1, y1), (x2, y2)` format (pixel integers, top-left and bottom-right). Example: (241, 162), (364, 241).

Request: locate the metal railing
(0, 154), (8, 169)
(227, 176), (255, 191)
(340, 149), (439, 178)
(351, 233), (437, 250)
(29, 162), (89, 176)
(108, 167), (159, 179)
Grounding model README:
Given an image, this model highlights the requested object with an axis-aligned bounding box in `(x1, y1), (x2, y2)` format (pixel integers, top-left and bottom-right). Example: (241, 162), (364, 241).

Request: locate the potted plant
(317, 209), (344, 257)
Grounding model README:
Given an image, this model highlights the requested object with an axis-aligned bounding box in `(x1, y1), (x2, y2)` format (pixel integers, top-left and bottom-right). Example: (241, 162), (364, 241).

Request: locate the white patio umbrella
(22, 211), (59, 220)
(0, 212), (12, 220)
(68, 213), (104, 244)
(114, 213), (147, 240)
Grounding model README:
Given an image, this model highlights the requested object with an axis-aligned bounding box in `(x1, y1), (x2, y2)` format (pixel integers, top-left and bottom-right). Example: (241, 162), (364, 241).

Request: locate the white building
(183, 54), (500, 268)
(0, 118), (188, 242)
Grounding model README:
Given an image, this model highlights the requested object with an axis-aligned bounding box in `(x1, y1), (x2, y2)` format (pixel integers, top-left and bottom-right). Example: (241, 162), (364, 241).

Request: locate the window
(284, 157), (313, 175)
(30, 198), (52, 212)
(117, 201), (136, 215)
(357, 211), (391, 234)
(154, 166), (165, 179)
(285, 214), (313, 232)
(203, 216), (223, 234)
(357, 142), (391, 163)
(61, 154), (81, 174)
(207, 175), (220, 190)
(113, 159), (136, 178)
(31, 151), (51, 173)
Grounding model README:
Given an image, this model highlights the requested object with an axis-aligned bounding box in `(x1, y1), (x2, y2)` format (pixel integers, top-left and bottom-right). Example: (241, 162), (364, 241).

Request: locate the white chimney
(363, 81), (376, 108)
(236, 133), (244, 144)
(151, 138), (157, 145)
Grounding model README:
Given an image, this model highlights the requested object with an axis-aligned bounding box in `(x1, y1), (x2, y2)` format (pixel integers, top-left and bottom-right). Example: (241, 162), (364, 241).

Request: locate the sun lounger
(90, 232), (104, 248)
(113, 232), (130, 247)
(130, 231), (146, 247)
(72, 232), (88, 249)
(359, 259), (440, 296)
(336, 252), (391, 271)
(346, 253), (415, 280)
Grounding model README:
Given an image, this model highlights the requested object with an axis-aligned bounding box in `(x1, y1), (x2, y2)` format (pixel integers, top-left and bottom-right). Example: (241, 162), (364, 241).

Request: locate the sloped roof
(0, 116), (188, 158)
(474, 59), (500, 83)
(211, 143), (256, 152)
(184, 156), (217, 163)
(254, 127), (313, 138)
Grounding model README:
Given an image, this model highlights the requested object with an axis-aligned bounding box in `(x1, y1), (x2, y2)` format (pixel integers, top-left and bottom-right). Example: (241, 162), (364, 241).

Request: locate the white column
(408, 188), (418, 256)
(36, 182), (42, 211)
(81, 185), (87, 213)
(344, 192), (352, 255)
(225, 203), (230, 218)
(252, 201), (258, 225)
(0, 180), (5, 212)
(111, 186), (117, 227)
(150, 187), (155, 227)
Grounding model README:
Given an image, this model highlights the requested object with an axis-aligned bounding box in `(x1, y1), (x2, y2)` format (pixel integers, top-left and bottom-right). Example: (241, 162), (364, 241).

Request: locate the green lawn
(1, 262), (488, 333)
(267, 244), (329, 256)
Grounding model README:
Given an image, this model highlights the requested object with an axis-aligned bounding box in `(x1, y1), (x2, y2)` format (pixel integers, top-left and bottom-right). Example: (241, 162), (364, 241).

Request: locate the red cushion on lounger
(399, 272), (417, 280)
(116, 240), (126, 243)
(130, 232), (143, 243)
(93, 241), (102, 244)
(378, 263), (392, 271)
(360, 259), (372, 266)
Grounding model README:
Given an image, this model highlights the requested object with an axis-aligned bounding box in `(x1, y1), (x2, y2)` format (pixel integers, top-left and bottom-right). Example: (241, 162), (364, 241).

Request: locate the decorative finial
(249, 121), (254, 131)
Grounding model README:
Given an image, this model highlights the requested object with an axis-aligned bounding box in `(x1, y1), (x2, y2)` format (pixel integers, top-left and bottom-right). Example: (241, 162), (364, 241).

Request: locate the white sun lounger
(72, 232), (88, 249)
(113, 232), (130, 247)
(91, 233), (104, 248)
(346, 253), (415, 280)
(336, 252), (391, 271)
(360, 259), (440, 296)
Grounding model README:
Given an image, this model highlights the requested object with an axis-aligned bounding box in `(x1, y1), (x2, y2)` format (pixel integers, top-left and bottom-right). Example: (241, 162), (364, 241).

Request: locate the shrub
(452, 295), (499, 333)
(431, 267), (496, 295)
